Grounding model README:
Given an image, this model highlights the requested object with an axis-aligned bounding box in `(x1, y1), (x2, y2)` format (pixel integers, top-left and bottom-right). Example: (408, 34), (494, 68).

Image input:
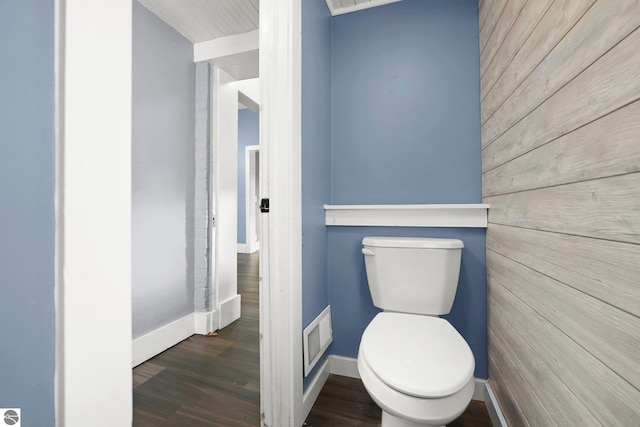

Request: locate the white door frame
(56, 1), (133, 425)
(245, 145), (260, 254)
(57, 0), (303, 425)
(259, 0), (303, 425)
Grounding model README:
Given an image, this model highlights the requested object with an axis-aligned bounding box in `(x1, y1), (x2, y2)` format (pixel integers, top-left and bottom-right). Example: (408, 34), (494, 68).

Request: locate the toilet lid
(359, 312), (475, 398)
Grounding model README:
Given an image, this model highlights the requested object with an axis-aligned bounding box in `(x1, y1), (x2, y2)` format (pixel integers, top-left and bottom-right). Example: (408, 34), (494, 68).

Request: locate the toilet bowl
(357, 312), (475, 427)
(358, 236), (475, 426)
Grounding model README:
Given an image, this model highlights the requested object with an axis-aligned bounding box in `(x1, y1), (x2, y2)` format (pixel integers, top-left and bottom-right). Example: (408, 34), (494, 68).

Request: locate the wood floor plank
(304, 375), (493, 427)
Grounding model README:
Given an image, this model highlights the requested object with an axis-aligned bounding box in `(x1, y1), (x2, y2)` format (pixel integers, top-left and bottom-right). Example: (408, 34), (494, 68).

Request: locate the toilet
(358, 236), (475, 427)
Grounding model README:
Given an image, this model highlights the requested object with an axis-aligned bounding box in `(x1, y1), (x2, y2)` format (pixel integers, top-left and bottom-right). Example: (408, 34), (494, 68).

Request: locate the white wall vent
(303, 305), (333, 377)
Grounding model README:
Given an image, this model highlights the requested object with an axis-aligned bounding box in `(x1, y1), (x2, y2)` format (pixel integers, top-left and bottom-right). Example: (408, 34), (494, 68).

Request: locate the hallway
(133, 253), (260, 426)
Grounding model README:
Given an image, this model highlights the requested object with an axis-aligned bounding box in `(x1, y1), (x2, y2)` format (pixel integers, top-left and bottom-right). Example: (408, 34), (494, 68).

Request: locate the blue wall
(0, 0), (56, 424)
(301, 0), (333, 388)
(332, 0), (482, 204)
(237, 108), (259, 244)
(327, 0), (487, 378)
(301, 0), (333, 328)
(328, 0), (486, 378)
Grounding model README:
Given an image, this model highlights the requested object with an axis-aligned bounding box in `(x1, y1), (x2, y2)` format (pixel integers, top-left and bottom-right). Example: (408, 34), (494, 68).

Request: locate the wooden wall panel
(479, 0), (508, 54)
(481, 0), (640, 424)
(488, 250), (640, 389)
(490, 280), (640, 426)
(483, 0), (640, 146)
(485, 173), (640, 244)
(488, 312), (596, 426)
(480, 0), (553, 99)
(479, 0), (527, 76)
(481, 0), (595, 122)
(483, 100), (640, 197)
(484, 26), (640, 168)
(487, 224), (640, 316)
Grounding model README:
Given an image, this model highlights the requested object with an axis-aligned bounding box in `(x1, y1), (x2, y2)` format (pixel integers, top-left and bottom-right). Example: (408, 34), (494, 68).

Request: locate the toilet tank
(362, 236), (464, 315)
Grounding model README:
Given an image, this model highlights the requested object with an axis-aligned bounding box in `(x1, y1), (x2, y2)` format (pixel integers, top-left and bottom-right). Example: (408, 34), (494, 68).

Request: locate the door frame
(57, 0), (303, 426)
(245, 145), (260, 254)
(258, 0), (303, 425)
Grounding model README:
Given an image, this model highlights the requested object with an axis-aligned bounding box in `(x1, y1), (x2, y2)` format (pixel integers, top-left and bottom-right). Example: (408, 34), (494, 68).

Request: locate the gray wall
(0, 1), (55, 424)
(481, 0), (640, 424)
(237, 108), (259, 244)
(132, 1), (196, 338)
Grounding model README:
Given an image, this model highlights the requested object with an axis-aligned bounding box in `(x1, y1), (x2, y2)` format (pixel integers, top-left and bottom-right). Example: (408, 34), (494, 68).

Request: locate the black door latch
(260, 198), (270, 213)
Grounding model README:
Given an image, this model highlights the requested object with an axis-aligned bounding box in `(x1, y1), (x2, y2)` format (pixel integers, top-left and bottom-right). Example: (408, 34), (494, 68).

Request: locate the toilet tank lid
(362, 236), (463, 249)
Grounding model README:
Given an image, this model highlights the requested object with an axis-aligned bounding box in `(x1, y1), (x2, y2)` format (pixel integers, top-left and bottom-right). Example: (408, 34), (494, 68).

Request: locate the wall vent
(303, 305), (333, 377)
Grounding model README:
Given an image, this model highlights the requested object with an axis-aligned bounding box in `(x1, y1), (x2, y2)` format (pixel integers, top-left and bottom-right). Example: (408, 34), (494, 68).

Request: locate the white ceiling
(137, 0), (259, 43)
(138, 0), (403, 45)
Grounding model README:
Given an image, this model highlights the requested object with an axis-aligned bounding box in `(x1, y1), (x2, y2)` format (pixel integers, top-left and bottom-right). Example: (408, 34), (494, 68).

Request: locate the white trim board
(132, 314), (195, 367)
(325, 0), (403, 16)
(132, 310), (222, 368)
(302, 357), (331, 421)
(324, 204), (489, 228)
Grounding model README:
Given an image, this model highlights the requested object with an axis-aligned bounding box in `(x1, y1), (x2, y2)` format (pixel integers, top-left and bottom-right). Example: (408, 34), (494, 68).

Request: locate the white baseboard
(194, 310), (220, 335)
(132, 313), (195, 367)
(302, 357), (331, 421)
(485, 381), (508, 427)
(237, 243), (248, 253)
(219, 294), (241, 329)
(328, 355), (360, 378)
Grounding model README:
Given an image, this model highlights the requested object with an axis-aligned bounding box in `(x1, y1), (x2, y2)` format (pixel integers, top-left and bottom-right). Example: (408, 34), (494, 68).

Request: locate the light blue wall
(302, 0), (333, 327)
(237, 108), (259, 244)
(301, 0), (333, 388)
(132, 1), (196, 338)
(332, 0), (482, 204)
(328, 0), (486, 379)
(0, 0), (56, 424)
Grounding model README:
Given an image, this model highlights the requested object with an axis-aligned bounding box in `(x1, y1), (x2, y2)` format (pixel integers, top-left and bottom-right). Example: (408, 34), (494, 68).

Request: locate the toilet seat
(359, 312), (474, 398)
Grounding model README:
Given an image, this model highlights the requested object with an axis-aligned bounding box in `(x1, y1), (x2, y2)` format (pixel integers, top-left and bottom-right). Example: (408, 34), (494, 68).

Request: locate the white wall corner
(219, 294), (241, 329)
(132, 313), (195, 367)
(194, 310), (220, 335)
(302, 357), (331, 421)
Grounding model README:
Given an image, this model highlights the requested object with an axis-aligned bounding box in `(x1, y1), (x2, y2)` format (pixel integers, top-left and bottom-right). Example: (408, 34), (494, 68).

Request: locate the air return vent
(303, 306), (333, 377)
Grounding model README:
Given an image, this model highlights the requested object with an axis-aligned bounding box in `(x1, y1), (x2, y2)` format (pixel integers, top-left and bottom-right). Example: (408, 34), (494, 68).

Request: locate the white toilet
(358, 236), (475, 427)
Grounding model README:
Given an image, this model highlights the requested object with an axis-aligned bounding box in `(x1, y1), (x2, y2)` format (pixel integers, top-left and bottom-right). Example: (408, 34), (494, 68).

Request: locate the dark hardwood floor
(133, 252), (492, 426)
(304, 374), (493, 427)
(133, 253), (260, 427)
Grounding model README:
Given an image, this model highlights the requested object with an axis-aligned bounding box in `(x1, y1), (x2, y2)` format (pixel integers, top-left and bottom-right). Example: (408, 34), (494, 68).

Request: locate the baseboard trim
(237, 243), (248, 253)
(328, 355), (360, 378)
(194, 310), (220, 335)
(219, 294), (242, 329)
(132, 313), (195, 367)
(302, 357), (331, 421)
(485, 381), (508, 427)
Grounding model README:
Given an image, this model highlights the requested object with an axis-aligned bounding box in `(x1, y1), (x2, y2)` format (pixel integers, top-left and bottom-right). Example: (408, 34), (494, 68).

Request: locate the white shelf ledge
(324, 204), (489, 228)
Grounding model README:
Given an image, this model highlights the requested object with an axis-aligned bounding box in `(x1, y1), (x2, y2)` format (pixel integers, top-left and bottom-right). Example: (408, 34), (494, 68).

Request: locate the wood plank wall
(479, 0), (640, 425)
